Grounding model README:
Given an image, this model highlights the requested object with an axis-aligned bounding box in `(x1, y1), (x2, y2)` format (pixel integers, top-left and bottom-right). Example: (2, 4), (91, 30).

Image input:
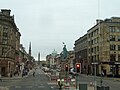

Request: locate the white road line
(7, 84), (47, 89)
(47, 82), (57, 85)
(37, 86), (45, 88)
(26, 86), (33, 88)
(15, 86), (21, 88)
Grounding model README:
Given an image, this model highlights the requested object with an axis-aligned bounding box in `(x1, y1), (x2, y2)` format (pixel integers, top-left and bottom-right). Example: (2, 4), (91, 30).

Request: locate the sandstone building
(0, 9), (21, 76)
(75, 17), (120, 76)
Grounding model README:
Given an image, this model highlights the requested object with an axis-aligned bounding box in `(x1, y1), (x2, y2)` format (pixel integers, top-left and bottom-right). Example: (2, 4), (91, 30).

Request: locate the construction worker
(58, 79), (63, 89)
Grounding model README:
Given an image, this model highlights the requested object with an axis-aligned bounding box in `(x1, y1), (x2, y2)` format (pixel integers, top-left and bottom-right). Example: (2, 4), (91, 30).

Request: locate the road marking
(15, 86), (21, 88)
(26, 86), (33, 88)
(37, 86), (45, 88)
(51, 86), (56, 89)
(47, 82), (57, 85)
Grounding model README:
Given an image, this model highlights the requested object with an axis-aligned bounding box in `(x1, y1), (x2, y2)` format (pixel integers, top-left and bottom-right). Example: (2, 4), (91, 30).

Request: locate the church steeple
(38, 52), (40, 65)
(38, 52), (40, 61)
(29, 42), (31, 56)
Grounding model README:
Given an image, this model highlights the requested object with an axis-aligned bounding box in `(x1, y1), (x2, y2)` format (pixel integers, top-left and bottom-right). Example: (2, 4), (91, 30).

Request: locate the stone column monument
(59, 43), (68, 79)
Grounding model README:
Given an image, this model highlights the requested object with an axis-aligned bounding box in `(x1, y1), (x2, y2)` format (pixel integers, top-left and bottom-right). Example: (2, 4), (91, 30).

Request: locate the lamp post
(100, 63), (103, 87)
(92, 62), (98, 90)
(59, 42), (68, 79)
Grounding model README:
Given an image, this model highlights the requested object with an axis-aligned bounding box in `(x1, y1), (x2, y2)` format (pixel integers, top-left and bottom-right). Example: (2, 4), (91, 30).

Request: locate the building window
(93, 47), (96, 53)
(88, 49), (90, 53)
(116, 27), (120, 32)
(3, 32), (8, 37)
(2, 47), (5, 55)
(2, 39), (7, 44)
(110, 35), (115, 41)
(91, 56), (93, 62)
(91, 48), (93, 53)
(110, 65), (113, 72)
(2, 47), (7, 56)
(97, 46), (99, 52)
(91, 32), (93, 37)
(88, 34), (90, 38)
(88, 41), (90, 45)
(97, 37), (99, 43)
(109, 26), (115, 32)
(118, 45), (120, 51)
(97, 55), (99, 61)
(118, 36), (120, 41)
(91, 40), (93, 45)
(3, 27), (8, 32)
(110, 54), (116, 61)
(2, 28), (8, 44)
(110, 45), (116, 50)
(118, 55), (120, 61)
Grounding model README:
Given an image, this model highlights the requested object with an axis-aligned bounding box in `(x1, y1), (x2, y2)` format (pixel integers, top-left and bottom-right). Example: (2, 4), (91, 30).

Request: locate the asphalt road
(1, 69), (120, 90)
(0, 69), (58, 90)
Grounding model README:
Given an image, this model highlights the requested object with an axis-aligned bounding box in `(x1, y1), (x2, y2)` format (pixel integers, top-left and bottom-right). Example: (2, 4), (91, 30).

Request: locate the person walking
(0, 73), (2, 81)
(58, 79), (63, 89)
(33, 69), (35, 77)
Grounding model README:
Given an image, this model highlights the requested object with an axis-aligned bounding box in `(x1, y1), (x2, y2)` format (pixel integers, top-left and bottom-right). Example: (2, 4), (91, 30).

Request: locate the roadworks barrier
(64, 83), (70, 89)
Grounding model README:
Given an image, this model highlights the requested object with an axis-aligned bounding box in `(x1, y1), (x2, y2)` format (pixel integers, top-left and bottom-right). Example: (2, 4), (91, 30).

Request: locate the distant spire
(29, 42), (31, 56)
(38, 52), (40, 61)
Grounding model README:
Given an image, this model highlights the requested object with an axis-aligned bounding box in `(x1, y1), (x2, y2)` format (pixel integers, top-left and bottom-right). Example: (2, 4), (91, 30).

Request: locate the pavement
(80, 74), (120, 82)
(0, 87), (9, 90)
(0, 75), (23, 90)
(1, 69), (34, 80)
(1, 71), (31, 80)
(0, 70), (33, 90)
(1, 75), (22, 80)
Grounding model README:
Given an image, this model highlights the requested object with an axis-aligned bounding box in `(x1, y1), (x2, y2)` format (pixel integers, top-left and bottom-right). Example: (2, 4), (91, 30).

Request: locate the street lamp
(92, 62), (98, 90)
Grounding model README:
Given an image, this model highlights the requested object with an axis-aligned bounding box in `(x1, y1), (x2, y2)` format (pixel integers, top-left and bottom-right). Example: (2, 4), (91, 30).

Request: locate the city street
(1, 68), (120, 90)
(0, 69), (58, 90)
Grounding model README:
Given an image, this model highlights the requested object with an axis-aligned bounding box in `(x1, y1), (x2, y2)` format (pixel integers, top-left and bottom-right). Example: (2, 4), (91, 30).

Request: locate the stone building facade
(0, 9), (21, 76)
(88, 17), (120, 76)
(75, 17), (120, 76)
(74, 34), (88, 74)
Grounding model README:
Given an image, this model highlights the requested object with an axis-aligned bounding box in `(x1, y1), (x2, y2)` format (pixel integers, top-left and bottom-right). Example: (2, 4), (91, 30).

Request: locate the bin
(79, 84), (87, 90)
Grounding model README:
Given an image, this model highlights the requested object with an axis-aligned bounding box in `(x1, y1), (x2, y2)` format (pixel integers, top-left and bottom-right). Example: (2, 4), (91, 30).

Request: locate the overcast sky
(0, 0), (120, 60)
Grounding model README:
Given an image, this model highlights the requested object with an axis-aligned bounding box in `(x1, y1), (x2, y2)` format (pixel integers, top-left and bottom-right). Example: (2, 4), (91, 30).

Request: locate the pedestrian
(0, 73), (2, 81)
(33, 69), (35, 77)
(33, 71), (35, 77)
(87, 72), (89, 76)
(102, 71), (104, 76)
(58, 79), (63, 89)
(22, 69), (25, 77)
(10, 71), (12, 77)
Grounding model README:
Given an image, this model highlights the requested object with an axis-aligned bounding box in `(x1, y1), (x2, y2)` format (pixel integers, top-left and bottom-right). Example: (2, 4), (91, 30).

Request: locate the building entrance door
(1, 67), (5, 76)
(115, 65), (119, 76)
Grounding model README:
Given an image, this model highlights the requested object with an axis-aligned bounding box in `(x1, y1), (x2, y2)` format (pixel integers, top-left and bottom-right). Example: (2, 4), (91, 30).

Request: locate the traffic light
(65, 64), (69, 72)
(76, 63), (81, 73)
